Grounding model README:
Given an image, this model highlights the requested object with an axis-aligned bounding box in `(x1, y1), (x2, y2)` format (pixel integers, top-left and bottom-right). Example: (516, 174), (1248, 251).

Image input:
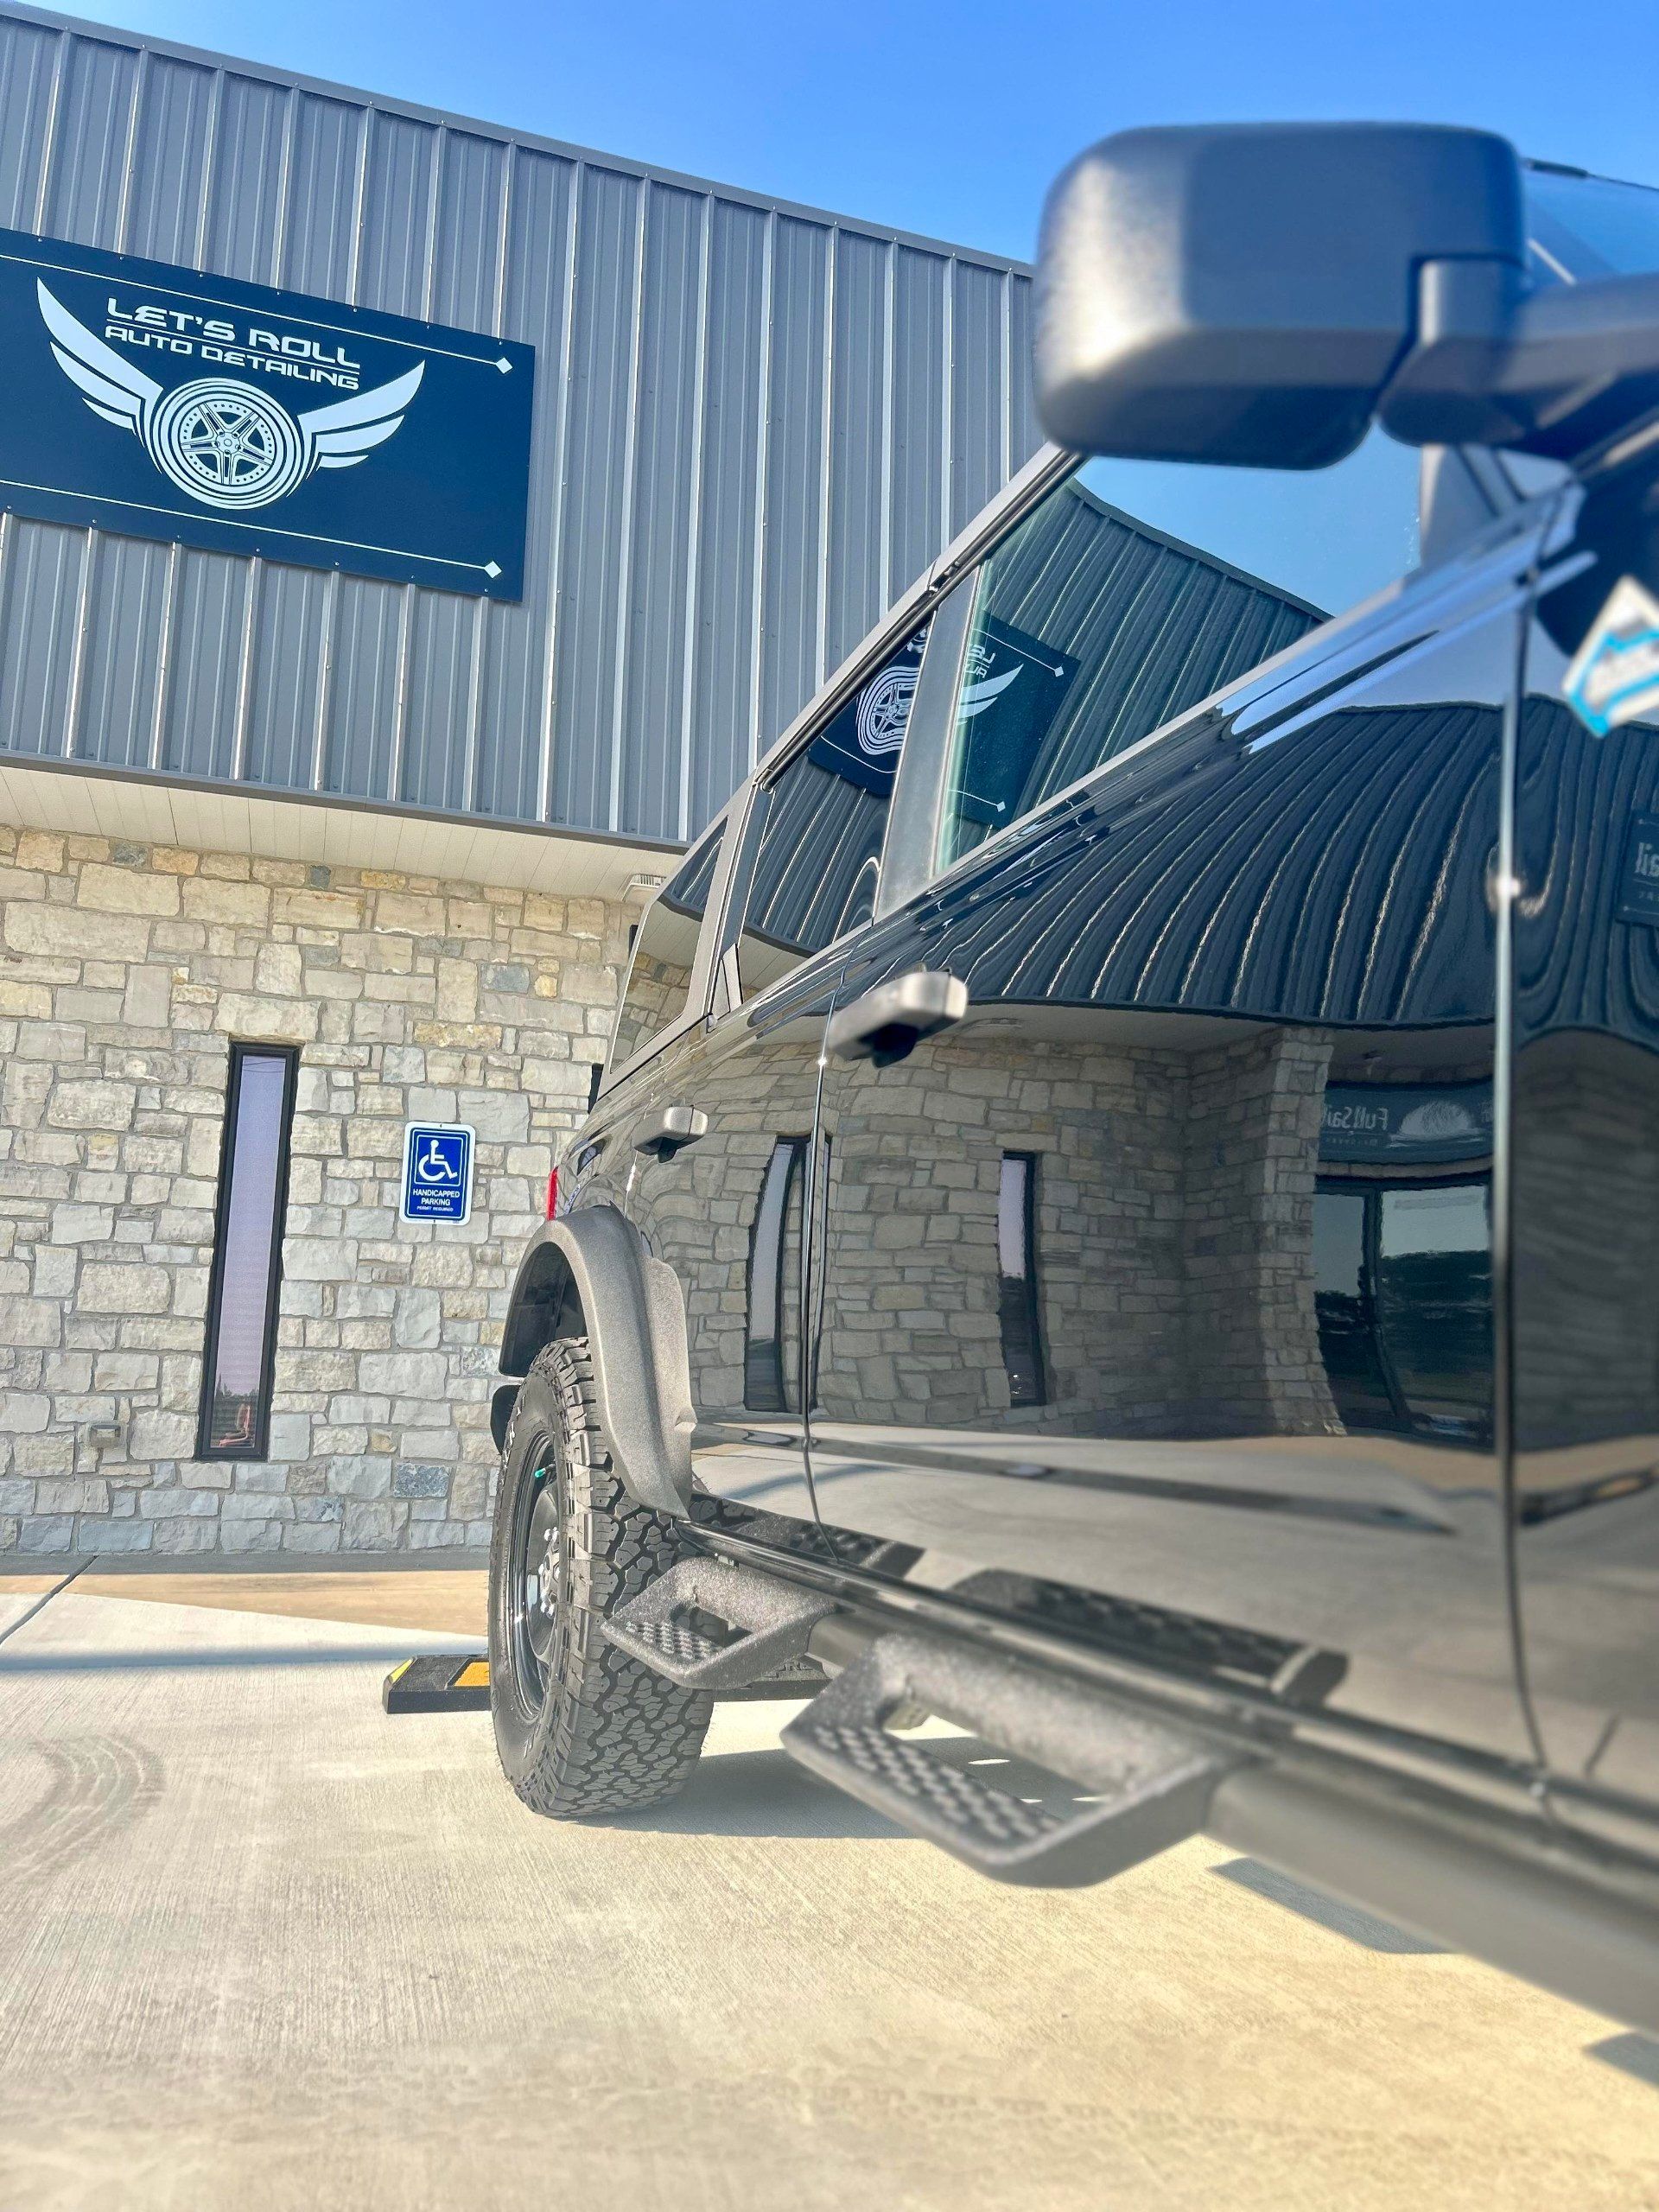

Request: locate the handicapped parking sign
(400, 1122), (475, 1224)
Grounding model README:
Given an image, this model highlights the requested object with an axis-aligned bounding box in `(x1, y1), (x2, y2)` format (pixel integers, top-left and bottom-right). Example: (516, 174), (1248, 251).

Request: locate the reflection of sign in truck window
(948, 615), (1081, 833)
(808, 623), (930, 797)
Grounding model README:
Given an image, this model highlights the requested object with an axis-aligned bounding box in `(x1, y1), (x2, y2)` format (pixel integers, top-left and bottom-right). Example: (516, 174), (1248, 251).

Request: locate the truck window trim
(599, 803), (740, 1097)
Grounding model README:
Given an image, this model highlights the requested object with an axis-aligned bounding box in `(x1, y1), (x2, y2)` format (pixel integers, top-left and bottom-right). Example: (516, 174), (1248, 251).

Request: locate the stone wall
(0, 824), (624, 1556)
(1513, 1029), (1659, 1452)
(1180, 1028), (1339, 1438)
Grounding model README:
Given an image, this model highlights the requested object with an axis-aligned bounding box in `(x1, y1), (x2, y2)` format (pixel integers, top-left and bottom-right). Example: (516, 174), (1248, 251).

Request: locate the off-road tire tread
(491, 1338), (711, 1818)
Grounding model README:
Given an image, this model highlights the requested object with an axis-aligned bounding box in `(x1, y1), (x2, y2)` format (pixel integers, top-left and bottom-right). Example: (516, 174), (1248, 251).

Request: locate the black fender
(496, 1205), (695, 1518)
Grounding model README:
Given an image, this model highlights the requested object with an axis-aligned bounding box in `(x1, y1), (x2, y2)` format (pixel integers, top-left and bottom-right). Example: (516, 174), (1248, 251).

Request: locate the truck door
(623, 617), (931, 1535)
(807, 466), (1549, 1762)
(1510, 487), (1659, 1822)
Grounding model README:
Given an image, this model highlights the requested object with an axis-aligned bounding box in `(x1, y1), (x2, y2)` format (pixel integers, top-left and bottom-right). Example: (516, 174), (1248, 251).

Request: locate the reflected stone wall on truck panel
(0, 823), (621, 1554)
(766, 1029), (1341, 1442)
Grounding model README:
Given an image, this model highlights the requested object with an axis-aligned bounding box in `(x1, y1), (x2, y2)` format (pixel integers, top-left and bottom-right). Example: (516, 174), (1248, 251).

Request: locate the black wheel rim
(506, 1441), (561, 1713)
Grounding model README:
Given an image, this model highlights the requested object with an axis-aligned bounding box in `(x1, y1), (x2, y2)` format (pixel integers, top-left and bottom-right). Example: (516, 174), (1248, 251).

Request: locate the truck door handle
(824, 969), (969, 1068)
(633, 1105), (709, 1160)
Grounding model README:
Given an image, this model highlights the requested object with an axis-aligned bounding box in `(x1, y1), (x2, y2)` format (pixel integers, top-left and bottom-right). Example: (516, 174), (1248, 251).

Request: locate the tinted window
(935, 474), (1321, 874)
(997, 1152), (1045, 1409)
(198, 1045), (297, 1460)
(736, 622), (925, 1000)
(609, 825), (721, 1070)
(1525, 168), (1659, 282)
(1077, 430), (1420, 625)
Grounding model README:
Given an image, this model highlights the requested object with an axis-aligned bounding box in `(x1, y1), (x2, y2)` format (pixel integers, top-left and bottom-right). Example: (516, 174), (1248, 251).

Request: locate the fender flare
(498, 1207), (694, 1517)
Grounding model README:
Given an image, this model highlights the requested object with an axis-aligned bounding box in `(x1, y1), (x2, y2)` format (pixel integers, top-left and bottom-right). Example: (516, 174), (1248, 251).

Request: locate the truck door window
(933, 470), (1326, 875)
(608, 823), (721, 1072)
(734, 620), (927, 1000)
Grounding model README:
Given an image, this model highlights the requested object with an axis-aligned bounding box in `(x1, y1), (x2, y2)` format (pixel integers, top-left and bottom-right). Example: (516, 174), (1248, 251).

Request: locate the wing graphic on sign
(37, 277), (161, 430)
(958, 665), (1022, 720)
(37, 281), (424, 512)
(298, 364), (425, 471)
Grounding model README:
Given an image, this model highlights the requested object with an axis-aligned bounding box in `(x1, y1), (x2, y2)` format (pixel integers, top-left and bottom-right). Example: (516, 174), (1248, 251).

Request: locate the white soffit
(0, 759), (679, 900)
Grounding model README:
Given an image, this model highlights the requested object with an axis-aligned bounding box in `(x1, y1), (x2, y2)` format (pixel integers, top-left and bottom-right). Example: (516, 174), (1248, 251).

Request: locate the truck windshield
(1526, 168), (1659, 283)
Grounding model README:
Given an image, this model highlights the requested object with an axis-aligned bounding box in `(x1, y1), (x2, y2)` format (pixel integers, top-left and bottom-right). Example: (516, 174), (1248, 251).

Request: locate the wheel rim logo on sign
(855, 664), (920, 760)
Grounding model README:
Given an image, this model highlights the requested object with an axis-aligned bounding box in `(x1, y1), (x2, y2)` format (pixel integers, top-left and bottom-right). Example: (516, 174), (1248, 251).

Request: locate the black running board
(601, 1556), (833, 1691)
(782, 1631), (1248, 1886)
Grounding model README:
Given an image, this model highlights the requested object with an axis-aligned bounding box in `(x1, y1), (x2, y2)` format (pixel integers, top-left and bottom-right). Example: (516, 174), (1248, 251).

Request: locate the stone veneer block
(0, 824), (621, 1554)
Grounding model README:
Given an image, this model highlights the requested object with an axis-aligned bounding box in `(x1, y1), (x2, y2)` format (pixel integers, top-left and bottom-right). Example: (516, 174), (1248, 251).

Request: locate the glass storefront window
(197, 1045), (298, 1460)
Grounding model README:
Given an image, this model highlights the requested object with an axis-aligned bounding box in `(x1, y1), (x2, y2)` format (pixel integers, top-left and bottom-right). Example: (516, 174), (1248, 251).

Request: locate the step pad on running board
(782, 1631), (1247, 1886)
(603, 1556), (832, 1692)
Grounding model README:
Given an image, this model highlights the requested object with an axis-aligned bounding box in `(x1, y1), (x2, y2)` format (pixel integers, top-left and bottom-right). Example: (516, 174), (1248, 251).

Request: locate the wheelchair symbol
(415, 1135), (461, 1183)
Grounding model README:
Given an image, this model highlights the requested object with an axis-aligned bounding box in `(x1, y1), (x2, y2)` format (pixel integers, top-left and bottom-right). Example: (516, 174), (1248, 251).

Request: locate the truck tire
(488, 1336), (712, 1815)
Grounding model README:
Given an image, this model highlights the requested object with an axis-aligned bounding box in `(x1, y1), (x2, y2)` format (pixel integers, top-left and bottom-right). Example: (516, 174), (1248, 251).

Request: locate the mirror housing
(1035, 123), (1527, 468)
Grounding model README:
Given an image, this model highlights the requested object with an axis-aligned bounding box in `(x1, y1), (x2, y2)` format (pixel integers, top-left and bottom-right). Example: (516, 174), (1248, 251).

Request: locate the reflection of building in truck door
(1314, 1176), (1492, 1445)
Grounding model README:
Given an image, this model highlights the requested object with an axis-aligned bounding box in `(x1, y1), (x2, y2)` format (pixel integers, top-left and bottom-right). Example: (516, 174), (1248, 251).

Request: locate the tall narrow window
(745, 1137), (807, 1412)
(997, 1152), (1046, 1408)
(197, 1044), (299, 1459)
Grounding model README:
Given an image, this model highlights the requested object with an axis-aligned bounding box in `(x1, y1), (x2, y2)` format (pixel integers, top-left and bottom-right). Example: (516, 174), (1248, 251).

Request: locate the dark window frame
(997, 1150), (1046, 1409)
(744, 1135), (808, 1412)
(196, 1041), (300, 1462)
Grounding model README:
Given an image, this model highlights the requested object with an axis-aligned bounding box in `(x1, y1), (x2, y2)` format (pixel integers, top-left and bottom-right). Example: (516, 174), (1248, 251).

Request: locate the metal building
(0, 0), (1039, 872)
(0, 2), (1045, 1559)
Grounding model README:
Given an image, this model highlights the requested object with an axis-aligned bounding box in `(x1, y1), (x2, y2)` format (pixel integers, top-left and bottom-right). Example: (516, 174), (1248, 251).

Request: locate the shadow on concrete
(608, 1732), (1096, 1845)
(610, 1745), (906, 1841)
(0, 1643), (467, 1674)
(1588, 2031), (1659, 2091)
(1211, 1856), (1447, 1954)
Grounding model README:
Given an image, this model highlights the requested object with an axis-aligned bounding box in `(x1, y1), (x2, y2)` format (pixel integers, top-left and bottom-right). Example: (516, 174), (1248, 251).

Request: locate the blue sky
(69, 0), (1659, 609)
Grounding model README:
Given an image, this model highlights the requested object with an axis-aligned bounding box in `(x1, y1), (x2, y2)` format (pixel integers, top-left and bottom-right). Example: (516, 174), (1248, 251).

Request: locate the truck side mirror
(1034, 123), (1526, 469)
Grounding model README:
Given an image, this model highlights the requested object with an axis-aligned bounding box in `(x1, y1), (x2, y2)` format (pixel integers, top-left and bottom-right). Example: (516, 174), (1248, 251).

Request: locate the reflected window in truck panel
(736, 622), (927, 1001)
(935, 472), (1324, 875)
(745, 1137), (807, 1412)
(997, 1152), (1046, 1408)
(609, 824), (721, 1071)
(197, 1045), (299, 1460)
(1313, 1177), (1492, 1445)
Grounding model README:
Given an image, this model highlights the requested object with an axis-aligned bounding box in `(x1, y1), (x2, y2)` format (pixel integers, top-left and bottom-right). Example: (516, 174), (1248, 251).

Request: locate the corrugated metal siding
(0, 3), (1041, 845)
(1516, 693), (1659, 1046)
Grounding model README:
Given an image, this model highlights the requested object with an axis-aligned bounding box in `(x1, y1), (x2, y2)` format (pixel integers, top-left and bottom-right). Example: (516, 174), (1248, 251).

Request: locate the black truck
(486, 124), (1659, 2035)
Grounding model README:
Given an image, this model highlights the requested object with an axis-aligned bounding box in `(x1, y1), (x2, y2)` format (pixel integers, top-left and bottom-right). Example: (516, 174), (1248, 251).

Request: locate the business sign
(0, 229), (533, 597)
(401, 1122), (476, 1224)
(1320, 1082), (1492, 1166)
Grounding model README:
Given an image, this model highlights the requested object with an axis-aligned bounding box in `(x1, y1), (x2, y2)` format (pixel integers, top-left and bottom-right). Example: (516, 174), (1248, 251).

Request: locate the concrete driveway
(1, 1566), (1656, 2212)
